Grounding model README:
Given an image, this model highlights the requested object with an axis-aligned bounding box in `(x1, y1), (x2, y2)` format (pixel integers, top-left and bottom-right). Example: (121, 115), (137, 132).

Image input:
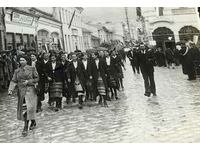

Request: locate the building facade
(141, 7), (200, 50)
(60, 7), (84, 53)
(32, 7), (63, 52)
(5, 7), (39, 51)
(0, 8), (6, 51)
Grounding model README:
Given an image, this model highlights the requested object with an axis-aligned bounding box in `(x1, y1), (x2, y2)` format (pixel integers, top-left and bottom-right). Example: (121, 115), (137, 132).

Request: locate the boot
(29, 120), (37, 130)
(103, 99), (108, 107)
(78, 96), (83, 109)
(22, 120), (29, 137)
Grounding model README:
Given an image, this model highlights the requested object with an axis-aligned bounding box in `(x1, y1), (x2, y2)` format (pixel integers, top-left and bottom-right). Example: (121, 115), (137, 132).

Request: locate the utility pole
(124, 7), (131, 40)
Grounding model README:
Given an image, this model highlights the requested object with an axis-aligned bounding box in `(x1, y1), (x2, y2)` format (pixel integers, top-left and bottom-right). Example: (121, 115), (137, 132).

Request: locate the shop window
(6, 33), (14, 50)
(16, 34), (23, 47)
(23, 34), (28, 48)
(30, 35), (35, 48)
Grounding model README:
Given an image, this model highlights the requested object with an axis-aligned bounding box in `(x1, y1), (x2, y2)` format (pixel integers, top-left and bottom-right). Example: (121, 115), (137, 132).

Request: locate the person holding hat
(8, 55), (39, 137)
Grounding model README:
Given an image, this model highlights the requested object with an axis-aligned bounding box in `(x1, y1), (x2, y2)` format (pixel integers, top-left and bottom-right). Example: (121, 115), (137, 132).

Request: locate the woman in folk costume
(91, 52), (108, 107)
(104, 51), (119, 100)
(60, 53), (71, 104)
(46, 53), (64, 111)
(111, 50), (126, 90)
(8, 55), (39, 137)
(68, 53), (85, 109)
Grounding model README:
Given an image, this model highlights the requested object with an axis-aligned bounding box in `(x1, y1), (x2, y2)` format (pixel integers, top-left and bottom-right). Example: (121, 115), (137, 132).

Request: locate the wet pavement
(1, 63), (200, 143)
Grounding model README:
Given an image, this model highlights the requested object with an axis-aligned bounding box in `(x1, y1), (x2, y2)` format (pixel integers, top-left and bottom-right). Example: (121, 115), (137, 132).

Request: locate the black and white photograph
(1, 1), (200, 144)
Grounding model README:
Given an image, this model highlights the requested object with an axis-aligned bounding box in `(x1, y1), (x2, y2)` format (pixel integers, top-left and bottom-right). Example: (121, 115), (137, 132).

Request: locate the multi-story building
(4, 7), (39, 51)
(82, 27), (92, 50)
(31, 7), (63, 52)
(140, 7), (200, 50)
(59, 7), (84, 53)
(4, 7), (63, 52)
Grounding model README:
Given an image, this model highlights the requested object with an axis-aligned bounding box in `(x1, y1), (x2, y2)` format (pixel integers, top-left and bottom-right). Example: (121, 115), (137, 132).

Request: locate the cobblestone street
(1, 63), (200, 143)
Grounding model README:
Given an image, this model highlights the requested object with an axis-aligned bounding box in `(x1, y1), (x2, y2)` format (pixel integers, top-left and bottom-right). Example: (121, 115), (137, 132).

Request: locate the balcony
(171, 8), (196, 15)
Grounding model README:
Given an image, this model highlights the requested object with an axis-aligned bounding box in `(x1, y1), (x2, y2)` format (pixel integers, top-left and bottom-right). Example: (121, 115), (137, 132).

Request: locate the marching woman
(60, 53), (71, 104)
(91, 52), (108, 107)
(46, 53), (64, 111)
(68, 53), (85, 109)
(104, 51), (119, 100)
(111, 50), (126, 90)
(8, 55), (39, 137)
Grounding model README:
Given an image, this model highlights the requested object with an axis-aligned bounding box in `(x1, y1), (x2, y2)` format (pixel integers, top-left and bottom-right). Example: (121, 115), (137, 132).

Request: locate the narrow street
(1, 63), (200, 143)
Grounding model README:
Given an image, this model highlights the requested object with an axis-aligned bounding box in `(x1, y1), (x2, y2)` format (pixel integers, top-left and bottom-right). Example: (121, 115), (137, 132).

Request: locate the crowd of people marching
(3, 39), (200, 137)
(7, 46), (127, 136)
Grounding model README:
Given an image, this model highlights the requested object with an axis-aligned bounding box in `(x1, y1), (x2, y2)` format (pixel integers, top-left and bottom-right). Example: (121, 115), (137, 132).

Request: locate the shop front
(5, 8), (38, 51)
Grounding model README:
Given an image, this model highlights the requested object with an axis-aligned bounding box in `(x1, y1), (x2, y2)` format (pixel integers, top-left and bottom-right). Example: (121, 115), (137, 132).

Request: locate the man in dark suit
(80, 52), (93, 101)
(127, 47), (140, 74)
(138, 45), (156, 97)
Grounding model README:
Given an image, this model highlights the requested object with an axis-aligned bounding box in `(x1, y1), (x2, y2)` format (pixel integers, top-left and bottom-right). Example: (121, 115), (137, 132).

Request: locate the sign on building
(12, 12), (33, 25)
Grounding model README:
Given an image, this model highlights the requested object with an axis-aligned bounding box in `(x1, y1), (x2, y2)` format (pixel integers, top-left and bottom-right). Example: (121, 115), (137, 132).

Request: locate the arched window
(179, 26), (200, 41)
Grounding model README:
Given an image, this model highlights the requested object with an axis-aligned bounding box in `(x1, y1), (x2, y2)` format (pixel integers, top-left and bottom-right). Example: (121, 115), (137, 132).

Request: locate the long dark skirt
(97, 75), (106, 96)
(49, 82), (63, 102)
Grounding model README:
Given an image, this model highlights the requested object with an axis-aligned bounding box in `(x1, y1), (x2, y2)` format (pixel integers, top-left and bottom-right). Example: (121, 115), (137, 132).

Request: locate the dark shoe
(54, 108), (59, 112)
(188, 78), (196, 81)
(152, 93), (157, 96)
(115, 96), (119, 100)
(29, 121), (36, 130)
(22, 120), (29, 137)
(98, 99), (102, 105)
(144, 92), (151, 97)
(78, 104), (83, 109)
(103, 100), (108, 107)
(22, 129), (28, 137)
(72, 99), (76, 103)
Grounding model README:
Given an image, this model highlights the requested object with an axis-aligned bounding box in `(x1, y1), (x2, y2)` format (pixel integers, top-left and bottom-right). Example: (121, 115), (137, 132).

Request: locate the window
(136, 7), (141, 17)
(6, 33), (14, 50)
(159, 7), (164, 16)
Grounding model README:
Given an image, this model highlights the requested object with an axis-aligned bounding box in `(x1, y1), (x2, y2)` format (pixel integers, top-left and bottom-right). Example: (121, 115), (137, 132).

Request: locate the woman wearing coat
(46, 53), (64, 111)
(8, 55), (39, 137)
(111, 50), (125, 90)
(104, 51), (119, 100)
